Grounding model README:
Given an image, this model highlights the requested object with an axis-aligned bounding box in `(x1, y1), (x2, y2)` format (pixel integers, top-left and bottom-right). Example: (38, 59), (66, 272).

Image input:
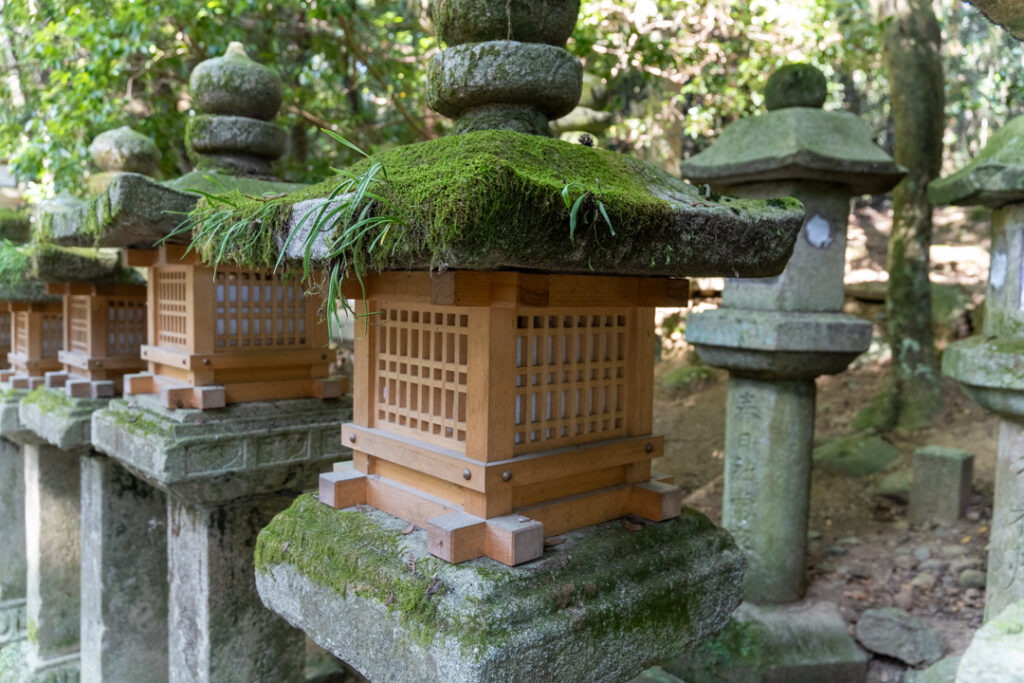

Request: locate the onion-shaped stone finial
(189, 42), (283, 121)
(430, 0), (580, 47)
(89, 126), (160, 175)
(764, 64), (828, 111)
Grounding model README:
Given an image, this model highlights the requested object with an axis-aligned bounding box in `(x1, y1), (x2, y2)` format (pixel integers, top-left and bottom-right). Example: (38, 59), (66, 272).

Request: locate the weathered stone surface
(80, 455), (168, 683)
(665, 600), (868, 682)
(30, 244), (140, 285)
(0, 639), (79, 683)
(0, 208), (31, 244)
(681, 108), (904, 195)
(764, 63), (828, 111)
(256, 496), (746, 683)
(0, 390), (43, 446)
(813, 429), (901, 477)
(453, 104), (553, 136)
(273, 130), (805, 279)
(719, 181), (853, 313)
(723, 376), (814, 604)
(967, 0), (1024, 40)
(0, 438), (27, 648)
(907, 656), (959, 683)
(687, 309), (871, 380)
(909, 445), (974, 525)
(956, 599), (1024, 682)
(930, 115), (1024, 207)
(19, 388), (106, 453)
(91, 393), (351, 505)
(89, 126), (160, 175)
(187, 114), (286, 160)
(430, 0), (580, 46)
(943, 337), (1024, 417)
(427, 41), (582, 119)
(170, 494), (303, 683)
(190, 42), (282, 121)
(980, 419), (1024, 620)
(855, 607), (942, 666)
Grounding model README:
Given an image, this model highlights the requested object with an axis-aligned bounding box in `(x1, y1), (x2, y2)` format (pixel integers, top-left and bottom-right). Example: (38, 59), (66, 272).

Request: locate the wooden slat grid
(69, 296), (90, 354)
(106, 298), (146, 357)
(375, 306), (469, 448)
(13, 311), (27, 355)
(0, 312), (9, 352)
(155, 269), (188, 349)
(214, 270), (308, 349)
(41, 313), (61, 358)
(513, 310), (627, 454)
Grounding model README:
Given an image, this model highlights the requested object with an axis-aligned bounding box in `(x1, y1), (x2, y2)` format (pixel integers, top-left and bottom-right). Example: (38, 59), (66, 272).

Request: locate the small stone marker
(909, 446), (974, 525)
(855, 607), (943, 666)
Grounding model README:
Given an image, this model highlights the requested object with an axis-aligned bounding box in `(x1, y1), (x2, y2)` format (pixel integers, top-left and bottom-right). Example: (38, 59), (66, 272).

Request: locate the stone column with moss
(0, 436), (27, 649)
(932, 115), (1024, 621)
(677, 64), (904, 680)
(38, 45), (351, 683)
(426, 0), (582, 135)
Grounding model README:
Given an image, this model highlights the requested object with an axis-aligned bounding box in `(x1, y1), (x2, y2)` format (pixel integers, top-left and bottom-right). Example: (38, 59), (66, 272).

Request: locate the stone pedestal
(723, 376), (814, 604)
(255, 495), (745, 683)
(90, 394), (350, 683)
(909, 445), (974, 525)
(986, 420), (1024, 620)
(80, 455), (167, 683)
(0, 437), (27, 648)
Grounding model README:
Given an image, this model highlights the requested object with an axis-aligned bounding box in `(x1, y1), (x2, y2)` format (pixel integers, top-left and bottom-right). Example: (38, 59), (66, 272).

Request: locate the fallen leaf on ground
(623, 520), (643, 532)
(401, 524), (415, 535)
(544, 537), (565, 547)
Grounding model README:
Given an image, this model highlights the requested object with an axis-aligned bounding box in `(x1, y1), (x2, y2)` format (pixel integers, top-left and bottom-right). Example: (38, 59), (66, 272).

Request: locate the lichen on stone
(31, 242), (143, 284)
(21, 387), (72, 416)
(0, 208), (31, 244)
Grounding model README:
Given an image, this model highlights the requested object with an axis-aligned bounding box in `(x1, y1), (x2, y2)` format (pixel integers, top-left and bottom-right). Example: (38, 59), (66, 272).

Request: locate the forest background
(1, 0), (1021, 198)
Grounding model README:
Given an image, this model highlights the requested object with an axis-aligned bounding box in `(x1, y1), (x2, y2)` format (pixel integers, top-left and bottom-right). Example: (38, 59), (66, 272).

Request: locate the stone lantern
(678, 64), (904, 678)
(931, 114), (1024, 621)
(251, 6), (807, 681)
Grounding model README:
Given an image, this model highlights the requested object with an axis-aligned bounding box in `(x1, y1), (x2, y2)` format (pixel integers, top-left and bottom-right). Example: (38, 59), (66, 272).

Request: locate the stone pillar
(986, 420), (1024, 620)
(80, 455), (168, 683)
(723, 377), (814, 604)
(24, 443), (80, 676)
(0, 437), (27, 647)
(167, 495), (302, 683)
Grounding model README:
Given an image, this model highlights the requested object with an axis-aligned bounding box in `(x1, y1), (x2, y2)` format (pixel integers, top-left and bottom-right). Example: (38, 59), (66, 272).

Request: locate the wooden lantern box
(1, 301), (64, 389)
(42, 282), (148, 398)
(320, 271), (688, 565)
(123, 244), (344, 410)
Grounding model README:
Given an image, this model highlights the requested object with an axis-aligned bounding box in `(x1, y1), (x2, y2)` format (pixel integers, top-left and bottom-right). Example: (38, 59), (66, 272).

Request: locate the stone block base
(0, 389), (40, 445)
(255, 494), (745, 683)
(0, 641), (79, 683)
(19, 388), (107, 452)
(662, 600), (868, 683)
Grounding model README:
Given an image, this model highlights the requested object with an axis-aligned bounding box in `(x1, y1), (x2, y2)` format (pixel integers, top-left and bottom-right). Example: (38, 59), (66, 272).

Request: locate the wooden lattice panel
(5, 301), (64, 384)
(513, 311), (627, 453)
(69, 296), (90, 354)
(375, 307), (469, 448)
(323, 271), (690, 566)
(0, 311), (10, 357)
(123, 245), (343, 409)
(106, 298), (146, 357)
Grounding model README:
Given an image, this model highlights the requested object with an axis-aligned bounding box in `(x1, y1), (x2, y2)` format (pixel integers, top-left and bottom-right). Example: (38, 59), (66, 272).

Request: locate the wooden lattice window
(0, 312), (9, 350)
(41, 314), (61, 358)
(13, 311), (27, 355)
(214, 270), (308, 349)
(375, 307), (469, 447)
(69, 296), (90, 354)
(513, 311), (627, 453)
(107, 299), (146, 357)
(156, 269), (188, 349)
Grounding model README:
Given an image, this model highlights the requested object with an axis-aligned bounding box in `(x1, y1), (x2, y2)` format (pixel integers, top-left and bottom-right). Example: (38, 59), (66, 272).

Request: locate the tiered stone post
(931, 114), (1024, 622)
(678, 64), (904, 678)
(251, 7), (805, 681)
(40, 44), (350, 683)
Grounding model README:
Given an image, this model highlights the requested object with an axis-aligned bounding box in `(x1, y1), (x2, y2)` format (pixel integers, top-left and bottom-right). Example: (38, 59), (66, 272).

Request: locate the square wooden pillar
(122, 245), (343, 410)
(41, 282), (148, 399)
(320, 271), (688, 565)
(2, 301), (63, 389)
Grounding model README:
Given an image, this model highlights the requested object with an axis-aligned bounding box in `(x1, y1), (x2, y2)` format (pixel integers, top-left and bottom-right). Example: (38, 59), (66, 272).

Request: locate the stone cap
(929, 114), (1024, 207)
(37, 171), (298, 250)
(968, 1), (1024, 41)
(765, 64), (828, 111)
(31, 243), (144, 284)
(0, 280), (59, 304)
(89, 126), (160, 174)
(430, 0), (580, 47)
(271, 130), (804, 278)
(189, 42), (282, 121)
(681, 108), (905, 195)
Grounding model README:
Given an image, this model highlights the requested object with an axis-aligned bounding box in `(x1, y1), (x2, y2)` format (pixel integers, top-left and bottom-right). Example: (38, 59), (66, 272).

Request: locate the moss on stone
(0, 208), (31, 244)
(0, 240), (30, 286)
(430, 0), (580, 47)
(764, 64), (828, 111)
(31, 242), (143, 284)
(105, 403), (170, 438)
(188, 129), (803, 279)
(256, 493), (743, 656)
(21, 387), (72, 416)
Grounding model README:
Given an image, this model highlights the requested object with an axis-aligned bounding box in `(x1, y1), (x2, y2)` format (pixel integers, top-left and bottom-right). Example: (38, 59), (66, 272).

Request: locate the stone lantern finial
(426, 0), (583, 136)
(186, 43), (286, 175)
(764, 63), (828, 111)
(87, 126), (160, 194)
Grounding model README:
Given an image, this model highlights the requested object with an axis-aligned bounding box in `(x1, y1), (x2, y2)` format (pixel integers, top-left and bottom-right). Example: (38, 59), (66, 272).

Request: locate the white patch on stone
(991, 251), (1007, 291)
(804, 215), (832, 249)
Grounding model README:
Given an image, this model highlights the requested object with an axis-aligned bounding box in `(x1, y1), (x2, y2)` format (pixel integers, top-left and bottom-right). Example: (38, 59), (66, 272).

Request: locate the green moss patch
(22, 387), (72, 415)
(0, 208), (31, 244)
(256, 493), (743, 656)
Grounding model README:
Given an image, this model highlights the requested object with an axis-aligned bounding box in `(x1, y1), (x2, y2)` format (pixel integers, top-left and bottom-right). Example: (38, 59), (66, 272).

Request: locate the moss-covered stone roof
(967, 0), (1024, 40)
(266, 130), (805, 278)
(681, 108), (904, 196)
(31, 243), (144, 284)
(929, 115), (1024, 207)
(0, 281), (59, 303)
(0, 208), (31, 244)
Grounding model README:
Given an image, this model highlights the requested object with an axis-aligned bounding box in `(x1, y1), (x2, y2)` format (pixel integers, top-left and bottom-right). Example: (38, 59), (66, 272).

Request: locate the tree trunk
(882, 0), (944, 430)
